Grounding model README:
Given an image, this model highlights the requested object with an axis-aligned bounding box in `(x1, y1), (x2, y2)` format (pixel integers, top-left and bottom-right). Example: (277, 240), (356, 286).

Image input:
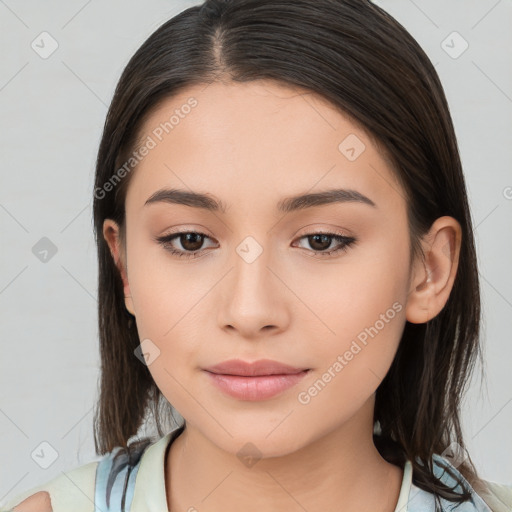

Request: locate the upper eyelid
(158, 228), (350, 238)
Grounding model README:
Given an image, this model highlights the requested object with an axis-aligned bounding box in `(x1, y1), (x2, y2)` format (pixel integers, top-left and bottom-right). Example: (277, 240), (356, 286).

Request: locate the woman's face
(106, 79), (417, 457)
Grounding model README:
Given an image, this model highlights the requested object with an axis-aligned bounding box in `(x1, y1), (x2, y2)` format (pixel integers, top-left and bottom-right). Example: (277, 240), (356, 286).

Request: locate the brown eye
(155, 231), (217, 260)
(178, 232), (205, 251)
(307, 234), (333, 251)
(294, 232), (356, 257)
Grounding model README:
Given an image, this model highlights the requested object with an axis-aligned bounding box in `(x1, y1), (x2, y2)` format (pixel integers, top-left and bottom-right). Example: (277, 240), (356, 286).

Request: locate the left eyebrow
(277, 188), (377, 212)
(143, 187), (377, 213)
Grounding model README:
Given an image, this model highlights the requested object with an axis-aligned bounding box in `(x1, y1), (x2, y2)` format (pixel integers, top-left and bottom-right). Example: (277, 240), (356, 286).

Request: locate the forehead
(125, 79), (404, 214)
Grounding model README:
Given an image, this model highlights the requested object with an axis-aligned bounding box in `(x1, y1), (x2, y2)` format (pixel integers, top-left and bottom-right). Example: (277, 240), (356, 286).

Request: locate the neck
(165, 403), (404, 512)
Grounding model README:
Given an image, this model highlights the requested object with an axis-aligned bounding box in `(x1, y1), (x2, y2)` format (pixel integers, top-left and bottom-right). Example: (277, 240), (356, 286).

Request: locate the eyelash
(155, 230), (357, 260)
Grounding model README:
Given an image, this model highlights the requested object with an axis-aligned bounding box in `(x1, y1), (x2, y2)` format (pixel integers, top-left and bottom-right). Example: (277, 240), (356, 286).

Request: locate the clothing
(2, 426), (511, 512)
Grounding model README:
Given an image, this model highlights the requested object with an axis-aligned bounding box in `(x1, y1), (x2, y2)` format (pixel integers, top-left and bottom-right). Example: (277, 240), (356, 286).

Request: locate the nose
(217, 242), (290, 339)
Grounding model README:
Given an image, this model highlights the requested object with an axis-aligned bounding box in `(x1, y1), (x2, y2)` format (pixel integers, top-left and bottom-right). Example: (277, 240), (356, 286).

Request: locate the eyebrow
(144, 187), (377, 213)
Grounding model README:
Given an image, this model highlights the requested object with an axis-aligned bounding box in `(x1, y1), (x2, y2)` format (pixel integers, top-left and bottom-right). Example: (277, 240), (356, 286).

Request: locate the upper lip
(203, 359), (309, 376)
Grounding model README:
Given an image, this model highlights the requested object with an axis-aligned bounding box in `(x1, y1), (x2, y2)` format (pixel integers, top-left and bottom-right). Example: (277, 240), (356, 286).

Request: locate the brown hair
(92, 1), (484, 508)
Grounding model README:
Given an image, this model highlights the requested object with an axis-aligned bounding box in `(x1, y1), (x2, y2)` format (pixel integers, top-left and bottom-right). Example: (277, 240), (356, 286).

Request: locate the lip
(204, 358), (309, 376)
(203, 359), (311, 401)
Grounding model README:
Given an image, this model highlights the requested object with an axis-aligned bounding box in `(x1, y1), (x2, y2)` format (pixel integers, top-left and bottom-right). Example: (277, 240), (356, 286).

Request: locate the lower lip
(204, 370), (310, 401)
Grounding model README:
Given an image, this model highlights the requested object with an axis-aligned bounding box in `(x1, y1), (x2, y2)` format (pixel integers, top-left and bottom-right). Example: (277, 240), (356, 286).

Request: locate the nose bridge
(231, 231), (274, 303)
(218, 230), (288, 336)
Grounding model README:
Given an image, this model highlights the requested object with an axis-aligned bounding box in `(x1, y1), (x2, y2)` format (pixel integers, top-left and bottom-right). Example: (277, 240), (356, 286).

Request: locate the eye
(155, 231), (217, 260)
(155, 230), (356, 260)
(293, 232), (356, 258)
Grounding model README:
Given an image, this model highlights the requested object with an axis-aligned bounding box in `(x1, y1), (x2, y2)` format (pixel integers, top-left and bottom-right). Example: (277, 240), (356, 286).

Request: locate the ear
(102, 219), (135, 316)
(405, 216), (462, 324)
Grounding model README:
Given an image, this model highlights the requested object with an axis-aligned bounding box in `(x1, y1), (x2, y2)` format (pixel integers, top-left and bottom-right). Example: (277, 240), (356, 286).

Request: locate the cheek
(295, 295), (406, 427)
(125, 239), (216, 387)
(294, 239), (408, 401)
(126, 236), (204, 334)
(295, 234), (408, 342)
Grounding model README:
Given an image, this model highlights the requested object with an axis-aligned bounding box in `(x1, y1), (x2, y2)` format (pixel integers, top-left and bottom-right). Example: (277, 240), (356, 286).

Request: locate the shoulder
(2, 435), (163, 512)
(11, 491), (52, 511)
(433, 454), (512, 511)
(477, 480), (512, 512)
(407, 454), (511, 512)
(1, 461), (98, 512)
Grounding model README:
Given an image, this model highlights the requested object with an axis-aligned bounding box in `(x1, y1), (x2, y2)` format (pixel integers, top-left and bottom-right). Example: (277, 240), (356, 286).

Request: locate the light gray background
(0, 0), (511, 505)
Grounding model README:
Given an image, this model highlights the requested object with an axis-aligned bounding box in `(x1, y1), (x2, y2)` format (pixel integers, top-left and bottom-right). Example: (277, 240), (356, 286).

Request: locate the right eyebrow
(144, 188), (228, 213)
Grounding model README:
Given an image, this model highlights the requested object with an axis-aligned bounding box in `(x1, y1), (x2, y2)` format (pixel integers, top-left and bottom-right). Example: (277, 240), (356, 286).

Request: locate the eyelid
(292, 229), (356, 255)
(158, 224), (214, 237)
(293, 222), (353, 237)
(155, 226), (356, 260)
(294, 226), (350, 237)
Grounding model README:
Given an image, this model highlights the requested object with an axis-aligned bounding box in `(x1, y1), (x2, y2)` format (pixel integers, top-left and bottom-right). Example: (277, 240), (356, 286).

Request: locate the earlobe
(102, 219), (136, 316)
(405, 216), (462, 324)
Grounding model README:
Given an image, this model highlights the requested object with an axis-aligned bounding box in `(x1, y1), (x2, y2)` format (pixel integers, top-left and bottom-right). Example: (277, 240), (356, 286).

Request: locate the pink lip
(203, 359), (310, 401)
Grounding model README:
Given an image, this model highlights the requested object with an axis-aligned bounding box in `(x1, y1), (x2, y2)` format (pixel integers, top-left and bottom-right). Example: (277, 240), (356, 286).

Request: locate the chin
(212, 426), (309, 461)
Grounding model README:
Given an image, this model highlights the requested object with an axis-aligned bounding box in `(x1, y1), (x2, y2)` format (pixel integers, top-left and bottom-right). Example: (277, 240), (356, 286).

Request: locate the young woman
(4, 0), (511, 511)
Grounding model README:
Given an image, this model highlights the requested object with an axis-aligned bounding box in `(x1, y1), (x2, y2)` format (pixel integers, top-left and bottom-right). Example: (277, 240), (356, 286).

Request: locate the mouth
(202, 359), (311, 401)
(203, 358), (310, 377)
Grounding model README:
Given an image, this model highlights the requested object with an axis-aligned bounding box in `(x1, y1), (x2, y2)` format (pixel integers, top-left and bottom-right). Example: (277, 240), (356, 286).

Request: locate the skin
(102, 79), (462, 512)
